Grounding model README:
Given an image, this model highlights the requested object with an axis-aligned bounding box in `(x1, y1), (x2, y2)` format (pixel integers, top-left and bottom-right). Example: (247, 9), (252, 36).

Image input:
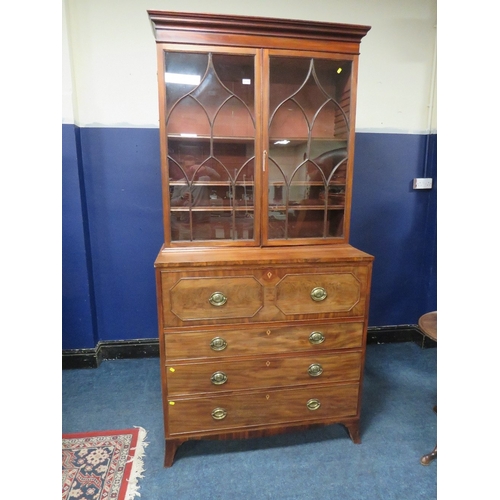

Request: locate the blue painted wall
(62, 124), (436, 349)
(62, 125), (95, 349)
(351, 133), (437, 326)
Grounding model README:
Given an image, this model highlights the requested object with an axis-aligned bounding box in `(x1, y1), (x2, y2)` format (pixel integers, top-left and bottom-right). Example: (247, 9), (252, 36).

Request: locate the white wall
(62, 0), (436, 133)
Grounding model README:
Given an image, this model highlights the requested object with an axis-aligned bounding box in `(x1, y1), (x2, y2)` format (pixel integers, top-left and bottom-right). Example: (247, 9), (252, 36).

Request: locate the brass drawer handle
(209, 291), (227, 307)
(212, 407), (227, 420)
(307, 398), (321, 411)
(309, 331), (325, 345)
(211, 371), (228, 385)
(308, 363), (323, 377)
(210, 337), (228, 351)
(311, 287), (327, 301)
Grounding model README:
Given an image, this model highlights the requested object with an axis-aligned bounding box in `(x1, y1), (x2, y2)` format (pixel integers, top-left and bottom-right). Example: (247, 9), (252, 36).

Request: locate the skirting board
(62, 325), (435, 370)
(62, 338), (160, 370)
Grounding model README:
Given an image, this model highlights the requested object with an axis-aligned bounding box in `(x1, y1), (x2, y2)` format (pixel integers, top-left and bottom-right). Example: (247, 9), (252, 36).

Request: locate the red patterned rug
(62, 427), (147, 500)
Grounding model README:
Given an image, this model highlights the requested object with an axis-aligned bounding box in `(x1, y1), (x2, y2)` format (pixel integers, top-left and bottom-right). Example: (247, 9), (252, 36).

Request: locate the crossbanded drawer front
(166, 352), (362, 395)
(164, 274), (264, 322)
(166, 383), (359, 436)
(275, 270), (368, 317)
(165, 322), (364, 360)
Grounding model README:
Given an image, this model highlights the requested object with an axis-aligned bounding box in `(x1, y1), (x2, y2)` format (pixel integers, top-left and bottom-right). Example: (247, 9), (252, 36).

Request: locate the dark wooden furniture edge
(62, 325), (435, 369)
(147, 10), (371, 44)
(155, 244), (374, 267)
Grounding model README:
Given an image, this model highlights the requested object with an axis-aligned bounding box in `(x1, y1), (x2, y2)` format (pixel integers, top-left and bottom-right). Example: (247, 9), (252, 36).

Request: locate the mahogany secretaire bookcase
(148, 10), (373, 466)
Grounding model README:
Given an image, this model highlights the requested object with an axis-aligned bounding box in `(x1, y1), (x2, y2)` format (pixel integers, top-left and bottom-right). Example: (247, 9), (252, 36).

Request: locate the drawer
(166, 352), (362, 395)
(159, 263), (370, 327)
(166, 383), (359, 436)
(164, 272), (264, 322)
(275, 271), (366, 316)
(165, 322), (364, 360)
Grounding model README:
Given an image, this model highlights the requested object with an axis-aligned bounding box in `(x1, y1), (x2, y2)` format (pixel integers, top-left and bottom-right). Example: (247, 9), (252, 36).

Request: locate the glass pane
(214, 97), (255, 138)
(268, 55), (351, 240)
(210, 211), (254, 240)
(269, 101), (309, 140)
(213, 54), (255, 112)
(310, 101), (337, 138)
(285, 208), (344, 239)
(289, 209), (325, 238)
(191, 70), (231, 116)
(165, 53), (209, 114)
(269, 58), (310, 112)
(268, 210), (287, 239)
(164, 51), (256, 243)
(166, 98), (210, 136)
(234, 213), (254, 240)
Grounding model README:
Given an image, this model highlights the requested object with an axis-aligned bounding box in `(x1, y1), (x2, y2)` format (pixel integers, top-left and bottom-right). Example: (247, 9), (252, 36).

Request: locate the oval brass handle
(210, 337), (228, 351)
(311, 287), (327, 301)
(211, 371), (228, 385)
(308, 363), (323, 377)
(211, 407), (227, 420)
(307, 398), (321, 411)
(309, 331), (325, 345)
(209, 291), (227, 307)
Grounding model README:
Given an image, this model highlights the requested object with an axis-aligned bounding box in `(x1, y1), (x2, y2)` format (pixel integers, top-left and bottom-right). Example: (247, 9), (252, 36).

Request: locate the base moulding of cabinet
(163, 418), (361, 467)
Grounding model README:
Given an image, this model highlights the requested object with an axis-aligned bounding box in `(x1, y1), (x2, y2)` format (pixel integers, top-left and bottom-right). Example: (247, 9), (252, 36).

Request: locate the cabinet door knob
(310, 287), (327, 301)
(306, 399), (321, 411)
(211, 371), (228, 385)
(308, 363), (323, 377)
(309, 331), (325, 345)
(209, 291), (227, 307)
(211, 407), (228, 420)
(210, 337), (228, 351)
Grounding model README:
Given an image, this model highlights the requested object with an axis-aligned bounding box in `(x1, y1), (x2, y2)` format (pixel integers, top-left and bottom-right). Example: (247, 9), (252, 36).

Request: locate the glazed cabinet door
(158, 45), (262, 246)
(158, 45), (360, 248)
(263, 50), (357, 245)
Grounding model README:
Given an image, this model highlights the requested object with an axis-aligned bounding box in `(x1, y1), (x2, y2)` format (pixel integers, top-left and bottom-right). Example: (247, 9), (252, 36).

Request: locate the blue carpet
(62, 342), (437, 499)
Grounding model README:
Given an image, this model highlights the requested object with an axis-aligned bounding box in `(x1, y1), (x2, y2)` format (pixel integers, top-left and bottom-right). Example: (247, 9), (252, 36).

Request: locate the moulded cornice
(147, 10), (371, 45)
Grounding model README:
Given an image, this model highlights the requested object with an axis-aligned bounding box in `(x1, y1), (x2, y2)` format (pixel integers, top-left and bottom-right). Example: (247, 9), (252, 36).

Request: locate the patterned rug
(62, 427), (147, 500)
